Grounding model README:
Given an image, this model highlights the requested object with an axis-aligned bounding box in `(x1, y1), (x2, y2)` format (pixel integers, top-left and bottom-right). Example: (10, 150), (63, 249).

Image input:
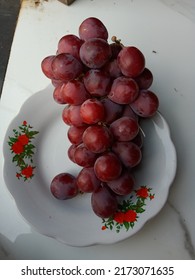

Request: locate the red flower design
(23, 121), (27, 126)
(21, 166), (33, 178)
(101, 226), (107, 230)
(18, 134), (29, 145)
(113, 212), (125, 224)
(123, 210), (137, 222)
(136, 186), (149, 198)
(150, 194), (155, 200)
(11, 141), (24, 154)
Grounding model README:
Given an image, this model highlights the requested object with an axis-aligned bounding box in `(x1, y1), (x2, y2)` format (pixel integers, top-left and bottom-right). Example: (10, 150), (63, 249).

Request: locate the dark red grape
(80, 99), (105, 124)
(68, 144), (77, 163)
(130, 90), (159, 117)
(50, 173), (78, 200)
(76, 167), (101, 193)
(67, 125), (87, 145)
(110, 116), (139, 141)
(79, 38), (111, 68)
(57, 34), (83, 61)
(91, 185), (118, 218)
(74, 143), (97, 167)
(107, 170), (135, 196)
(41, 55), (55, 79)
(60, 80), (89, 105)
(68, 105), (85, 126)
(117, 46), (145, 78)
(103, 58), (122, 79)
(53, 84), (66, 104)
(101, 98), (123, 124)
(62, 105), (85, 127)
(82, 125), (112, 153)
(135, 67), (153, 89)
(51, 53), (83, 81)
(62, 105), (71, 125)
(94, 152), (122, 182)
(83, 69), (111, 97)
(108, 76), (139, 104)
(79, 17), (108, 41)
(112, 141), (142, 168)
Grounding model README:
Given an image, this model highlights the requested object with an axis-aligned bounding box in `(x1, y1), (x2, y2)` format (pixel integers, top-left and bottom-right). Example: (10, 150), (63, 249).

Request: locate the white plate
(3, 86), (176, 246)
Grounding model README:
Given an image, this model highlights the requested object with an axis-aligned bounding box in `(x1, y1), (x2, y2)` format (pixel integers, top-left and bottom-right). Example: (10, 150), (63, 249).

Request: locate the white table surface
(0, 0), (195, 259)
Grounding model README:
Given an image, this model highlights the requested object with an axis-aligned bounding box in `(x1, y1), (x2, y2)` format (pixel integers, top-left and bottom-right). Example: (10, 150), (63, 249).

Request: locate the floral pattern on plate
(102, 186), (155, 232)
(8, 121), (39, 181)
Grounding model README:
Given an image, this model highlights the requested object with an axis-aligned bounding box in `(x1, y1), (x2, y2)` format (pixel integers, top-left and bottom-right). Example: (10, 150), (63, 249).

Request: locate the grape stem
(111, 36), (124, 47)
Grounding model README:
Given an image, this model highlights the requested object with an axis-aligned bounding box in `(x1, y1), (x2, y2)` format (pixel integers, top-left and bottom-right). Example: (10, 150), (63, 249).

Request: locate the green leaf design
(124, 221), (130, 231)
(28, 131), (39, 138)
(136, 208), (145, 213)
(9, 137), (17, 143)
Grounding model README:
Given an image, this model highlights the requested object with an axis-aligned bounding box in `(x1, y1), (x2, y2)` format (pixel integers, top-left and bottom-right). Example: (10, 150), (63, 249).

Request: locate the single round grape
(107, 170), (135, 196)
(112, 141), (142, 168)
(130, 90), (159, 117)
(51, 53), (83, 81)
(94, 152), (122, 182)
(62, 105), (71, 125)
(110, 116), (139, 141)
(80, 99), (105, 124)
(79, 17), (108, 41)
(68, 144), (77, 163)
(60, 80), (89, 105)
(79, 38), (111, 68)
(53, 84), (66, 104)
(91, 185), (118, 218)
(76, 167), (101, 193)
(83, 69), (111, 97)
(82, 125), (112, 153)
(67, 125), (87, 145)
(103, 58), (122, 79)
(74, 143), (97, 167)
(108, 76), (139, 104)
(50, 173), (78, 200)
(101, 98), (123, 124)
(135, 67), (153, 89)
(62, 105), (85, 127)
(41, 55), (55, 79)
(117, 46), (145, 78)
(68, 105), (85, 126)
(57, 34), (83, 61)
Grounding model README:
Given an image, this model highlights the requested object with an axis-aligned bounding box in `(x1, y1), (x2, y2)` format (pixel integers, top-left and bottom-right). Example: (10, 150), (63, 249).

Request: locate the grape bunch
(41, 17), (159, 220)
